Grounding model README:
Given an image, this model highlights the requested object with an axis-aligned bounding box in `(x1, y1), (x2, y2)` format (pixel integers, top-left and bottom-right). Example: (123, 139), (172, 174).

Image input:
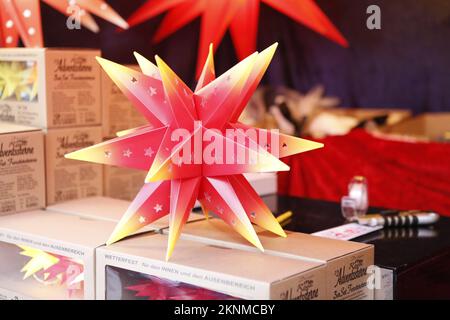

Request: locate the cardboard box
(381, 112), (450, 142)
(0, 122), (45, 215)
(103, 165), (147, 201)
(96, 233), (327, 300)
(0, 210), (116, 300)
(45, 126), (103, 205)
(46, 196), (204, 231)
(0, 48), (101, 128)
(101, 65), (147, 137)
(167, 219), (374, 300)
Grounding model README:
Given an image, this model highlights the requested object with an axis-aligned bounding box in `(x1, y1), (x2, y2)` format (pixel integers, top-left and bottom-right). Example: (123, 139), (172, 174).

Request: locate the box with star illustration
(165, 219), (375, 300)
(0, 122), (45, 215)
(0, 48), (101, 129)
(96, 232), (327, 300)
(0, 209), (117, 300)
(45, 126), (103, 205)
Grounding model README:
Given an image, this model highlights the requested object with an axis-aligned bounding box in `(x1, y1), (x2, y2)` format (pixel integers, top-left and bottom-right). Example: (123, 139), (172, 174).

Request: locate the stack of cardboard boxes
(0, 48), (103, 208)
(0, 196), (374, 300)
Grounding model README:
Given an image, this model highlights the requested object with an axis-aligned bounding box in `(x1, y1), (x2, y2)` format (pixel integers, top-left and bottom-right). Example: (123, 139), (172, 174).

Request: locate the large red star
(66, 43), (323, 260)
(126, 0), (348, 76)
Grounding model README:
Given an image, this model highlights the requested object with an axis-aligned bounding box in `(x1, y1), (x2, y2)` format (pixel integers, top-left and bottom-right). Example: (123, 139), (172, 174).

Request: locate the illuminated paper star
(18, 245), (84, 297)
(66, 43), (323, 260)
(125, 0), (348, 76)
(0, 0), (128, 47)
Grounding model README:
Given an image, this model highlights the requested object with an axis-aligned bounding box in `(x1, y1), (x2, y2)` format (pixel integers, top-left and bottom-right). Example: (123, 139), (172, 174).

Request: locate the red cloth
(278, 129), (450, 216)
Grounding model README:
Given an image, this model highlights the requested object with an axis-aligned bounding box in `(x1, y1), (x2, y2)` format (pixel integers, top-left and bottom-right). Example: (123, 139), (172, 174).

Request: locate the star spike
(199, 177), (264, 251)
(155, 55), (197, 129)
(133, 51), (161, 79)
(195, 43), (215, 92)
(230, 123), (324, 158)
(65, 126), (168, 171)
(107, 181), (171, 245)
(166, 177), (201, 260)
(228, 174), (286, 237)
(194, 51), (258, 129)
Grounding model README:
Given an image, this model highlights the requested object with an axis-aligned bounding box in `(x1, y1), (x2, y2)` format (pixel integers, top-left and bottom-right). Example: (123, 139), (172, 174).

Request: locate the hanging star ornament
(65, 43), (323, 260)
(18, 245), (84, 297)
(125, 0), (348, 76)
(0, 0), (128, 47)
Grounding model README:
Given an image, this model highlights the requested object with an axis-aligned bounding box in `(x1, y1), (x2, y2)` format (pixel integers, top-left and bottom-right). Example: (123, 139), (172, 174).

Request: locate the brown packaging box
(96, 233), (327, 300)
(101, 65), (147, 137)
(166, 219), (374, 300)
(0, 48), (101, 128)
(381, 112), (450, 142)
(103, 165), (146, 201)
(0, 122), (45, 215)
(45, 126), (103, 205)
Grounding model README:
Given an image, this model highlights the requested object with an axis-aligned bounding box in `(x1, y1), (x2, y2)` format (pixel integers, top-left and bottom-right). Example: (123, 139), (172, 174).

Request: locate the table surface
(262, 194), (450, 273)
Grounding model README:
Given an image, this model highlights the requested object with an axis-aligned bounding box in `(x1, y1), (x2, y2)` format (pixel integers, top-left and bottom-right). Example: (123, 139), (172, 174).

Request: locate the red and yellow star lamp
(66, 43), (323, 260)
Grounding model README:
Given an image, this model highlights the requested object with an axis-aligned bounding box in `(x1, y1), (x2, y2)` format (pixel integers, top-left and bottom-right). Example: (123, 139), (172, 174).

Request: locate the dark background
(41, 0), (450, 113)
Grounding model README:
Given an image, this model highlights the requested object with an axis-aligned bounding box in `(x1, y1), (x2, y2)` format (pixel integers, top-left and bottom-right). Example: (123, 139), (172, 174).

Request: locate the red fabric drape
(278, 129), (450, 216)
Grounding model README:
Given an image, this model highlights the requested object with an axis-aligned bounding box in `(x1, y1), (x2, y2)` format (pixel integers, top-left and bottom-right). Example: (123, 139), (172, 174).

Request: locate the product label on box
(46, 127), (103, 205)
(0, 131), (45, 215)
(46, 51), (101, 128)
(271, 272), (326, 300)
(329, 251), (374, 300)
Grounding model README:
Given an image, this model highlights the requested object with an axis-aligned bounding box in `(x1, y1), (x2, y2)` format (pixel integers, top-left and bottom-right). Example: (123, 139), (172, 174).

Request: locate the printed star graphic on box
(0, 0), (128, 47)
(18, 245), (84, 298)
(124, 0), (348, 76)
(65, 43), (323, 260)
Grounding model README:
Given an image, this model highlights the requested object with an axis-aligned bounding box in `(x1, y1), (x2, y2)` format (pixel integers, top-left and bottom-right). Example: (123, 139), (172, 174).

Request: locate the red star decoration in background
(126, 0), (348, 76)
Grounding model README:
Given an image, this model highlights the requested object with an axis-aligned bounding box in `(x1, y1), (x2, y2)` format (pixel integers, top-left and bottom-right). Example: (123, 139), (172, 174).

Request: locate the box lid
(46, 196), (204, 231)
(0, 210), (116, 248)
(175, 219), (372, 263)
(100, 233), (324, 285)
(0, 122), (41, 135)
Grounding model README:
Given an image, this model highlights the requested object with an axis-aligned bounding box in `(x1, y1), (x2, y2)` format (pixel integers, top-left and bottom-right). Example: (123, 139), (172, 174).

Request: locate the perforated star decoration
(127, 278), (236, 300)
(0, 0), (128, 47)
(18, 245), (84, 296)
(125, 0), (348, 76)
(65, 43), (323, 260)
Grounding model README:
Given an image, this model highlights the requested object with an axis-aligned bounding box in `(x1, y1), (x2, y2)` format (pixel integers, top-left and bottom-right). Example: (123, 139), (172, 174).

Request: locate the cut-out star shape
(125, 0), (348, 76)
(0, 0), (128, 47)
(65, 43), (323, 260)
